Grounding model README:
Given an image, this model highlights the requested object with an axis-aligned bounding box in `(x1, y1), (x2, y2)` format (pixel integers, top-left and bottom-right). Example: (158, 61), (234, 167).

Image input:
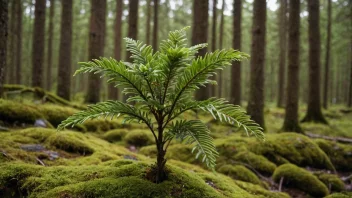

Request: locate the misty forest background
(1, 0), (351, 122)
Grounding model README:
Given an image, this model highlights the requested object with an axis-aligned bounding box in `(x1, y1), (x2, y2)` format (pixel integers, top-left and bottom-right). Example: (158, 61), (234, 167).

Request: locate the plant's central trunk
(155, 112), (167, 183)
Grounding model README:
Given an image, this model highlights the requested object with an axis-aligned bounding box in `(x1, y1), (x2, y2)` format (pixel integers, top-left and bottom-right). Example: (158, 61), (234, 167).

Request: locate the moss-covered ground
(1, 99), (352, 197)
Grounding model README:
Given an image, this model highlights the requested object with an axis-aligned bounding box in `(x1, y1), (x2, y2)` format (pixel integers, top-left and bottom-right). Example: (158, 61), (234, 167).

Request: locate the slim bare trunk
(282, 0), (302, 133)
(277, 0), (287, 108)
(108, 0), (123, 100)
(217, 0), (225, 97)
(15, 0), (22, 84)
(152, 0), (158, 50)
(210, 0), (217, 97)
(0, 0), (8, 96)
(32, 0), (46, 87)
(302, 0), (327, 124)
(323, 0), (332, 109)
(247, 0), (266, 128)
(85, 0), (107, 103)
(124, 0), (139, 102)
(145, 0), (151, 45)
(193, 0), (209, 100)
(8, 0), (15, 84)
(46, 0), (55, 90)
(349, 40), (352, 107)
(231, 0), (242, 105)
(57, 0), (73, 100)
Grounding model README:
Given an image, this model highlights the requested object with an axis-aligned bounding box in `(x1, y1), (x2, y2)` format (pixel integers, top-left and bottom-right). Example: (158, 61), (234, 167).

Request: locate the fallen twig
(306, 132), (352, 144)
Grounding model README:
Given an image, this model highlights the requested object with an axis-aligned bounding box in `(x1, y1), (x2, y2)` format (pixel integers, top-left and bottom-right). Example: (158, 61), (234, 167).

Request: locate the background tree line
(0, 0), (351, 132)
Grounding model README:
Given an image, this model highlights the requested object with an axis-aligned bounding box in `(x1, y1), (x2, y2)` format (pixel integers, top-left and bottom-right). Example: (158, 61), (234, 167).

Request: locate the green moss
(102, 129), (128, 142)
(234, 180), (290, 198)
(315, 172), (345, 192)
(37, 104), (78, 127)
(124, 130), (154, 147)
(83, 118), (127, 133)
(0, 99), (45, 125)
(233, 151), (277, 176)
(166, 144), (198, 164)
(139, 145), (158, 157)
(217, 165), (262, 185)
(45, 132), (94, 155)
(0, 160), (275, 198)
(314, 139), (352, 171)
(272, 164), (329, 197)
(325, 192), (352, 198)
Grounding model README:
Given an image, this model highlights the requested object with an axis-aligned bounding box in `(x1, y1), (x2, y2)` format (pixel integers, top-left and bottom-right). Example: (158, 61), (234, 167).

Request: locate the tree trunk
(152, 0), (158, 50)
(32, 0), (46, 87)
(349, 40), (352, 107)
(8, 0), (16, 84)
(85, 0), (107, 103)
(46, 0), (55, 91)
(15, 0), (22, 84)
(282, 0), (302, 133)
(277, 0), (287, 108)
(57, 0), (73, 100)
(210, 0), (217, 97)
(231, 0), (242, 105)
(323, 0), (332, 109)
(0, 0), (8, 97)
(302, 0), (327, 124)
(247, 0), (266, 128)
(217, 0), (225, 98)
(145, 0), (151, 45)
(108, 0), (123, 100)
(192, 0), (209, 101)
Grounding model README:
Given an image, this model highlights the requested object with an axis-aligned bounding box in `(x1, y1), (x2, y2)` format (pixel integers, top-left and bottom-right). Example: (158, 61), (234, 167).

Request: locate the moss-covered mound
(102, 129), (128, 142)
(216, 133), (335, 171)
(325, 192), (352, 198)
(0, 128), (142, 166)
(217, 165), (262, 186)
(315, 172), (345, 192)
(314, 139), (352, 171)
(37, 104), (78, 127)
(124, 130), (155, 147)
(0, 99), (45, 125)
(272, 164), (329, 197)
(232, 151), (277, 176)
(0, 161), (288, 198)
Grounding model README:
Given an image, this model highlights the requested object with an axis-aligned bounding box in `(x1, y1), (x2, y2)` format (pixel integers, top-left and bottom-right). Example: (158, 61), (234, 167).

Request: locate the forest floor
(0, 89), (352, 198)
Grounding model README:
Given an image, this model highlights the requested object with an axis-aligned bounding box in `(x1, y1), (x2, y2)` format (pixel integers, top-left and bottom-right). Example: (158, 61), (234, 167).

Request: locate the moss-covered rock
(45, 132), (94, 155)
(166, 144), (198, 164)
(314, 139), (352, 171)
(233, 151), (277, 176)
(272, 164), (329, 197)
(139, 145), (158, 157)
(0, 99), (45, 125)
(315, 172), (345, 192)
(217, 165), (262, 186)
(103, 129), (128, 142)
(83, 118), (127, 133)
(37, 104), (78, 127)
(124, 130), (154, 147)
(234, 180), (290, 198)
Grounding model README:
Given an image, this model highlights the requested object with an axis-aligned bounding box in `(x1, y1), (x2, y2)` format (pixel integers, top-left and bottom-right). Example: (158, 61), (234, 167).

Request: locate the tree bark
(0, 0), (8, 97)
(210, 0), (217, 97)
(192, 0), (209, 101)
(349, 40), (352, 107)
(247, 0), (266, 128)
(57, 0), (73, 100)
(8, 0), (16, 84)
(145, 0), (151, 45)
(46, 0), (55, 91)
(302, 0), (327, 124)
(323, 0), (332, 109)
(85, 0), (107, 103)
(277, 0), (287, 108)
(282, 0), (302, 133)
(152, 0), (159, 50)
(15, 0), (22, 84)
(231, 0), (242, 105)
(217, 0), (225, 98)
(108, 0), (123, 100)
(32, 0), (46, 87)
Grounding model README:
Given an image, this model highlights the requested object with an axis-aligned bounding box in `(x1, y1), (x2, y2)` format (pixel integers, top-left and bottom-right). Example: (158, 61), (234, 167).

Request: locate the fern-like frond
(74, 57), (149, 100)
(196, 98), (264, 140)
(165, 120), (219, 169)
(124, 38), (153, 65)
(57, 100), (151, 130)
(159, 27), (190, 53)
